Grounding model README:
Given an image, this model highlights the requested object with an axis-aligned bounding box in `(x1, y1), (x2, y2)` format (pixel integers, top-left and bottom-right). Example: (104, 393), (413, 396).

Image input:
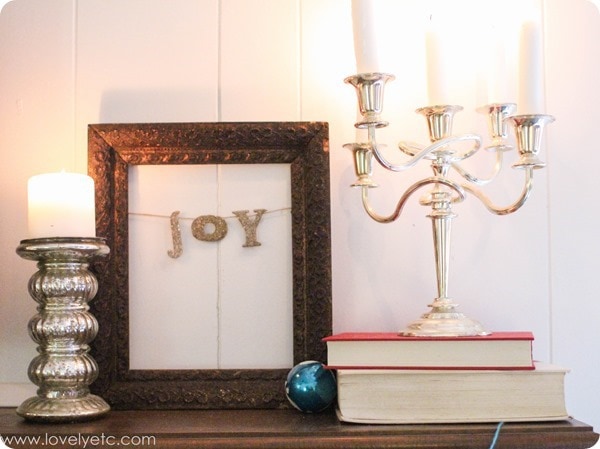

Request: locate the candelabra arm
(397, 141), (425, 157)
(371, 142), (423, 172)
(462, 167), (534, 216)
(451, 150), (503, 186)
(361, 177), (466, 224)
(449, 134), (484, 161)
(369, 134), (479, 173)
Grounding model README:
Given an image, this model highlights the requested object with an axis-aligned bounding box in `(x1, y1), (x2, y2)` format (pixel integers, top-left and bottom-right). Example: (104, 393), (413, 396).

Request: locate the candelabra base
(16, 395), (110, 423)
(399, 299), (489, 337)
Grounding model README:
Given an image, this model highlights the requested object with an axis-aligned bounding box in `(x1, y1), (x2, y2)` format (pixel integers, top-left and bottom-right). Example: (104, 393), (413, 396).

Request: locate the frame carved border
(88, 122), (331, 410)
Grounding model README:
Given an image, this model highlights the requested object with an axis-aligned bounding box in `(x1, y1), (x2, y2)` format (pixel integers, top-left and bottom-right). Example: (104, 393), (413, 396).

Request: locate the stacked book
(323, 332), (569, 424)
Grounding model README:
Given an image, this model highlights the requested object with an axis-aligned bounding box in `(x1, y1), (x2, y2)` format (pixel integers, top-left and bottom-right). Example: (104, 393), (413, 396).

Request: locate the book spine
(325, 365), (536, 371)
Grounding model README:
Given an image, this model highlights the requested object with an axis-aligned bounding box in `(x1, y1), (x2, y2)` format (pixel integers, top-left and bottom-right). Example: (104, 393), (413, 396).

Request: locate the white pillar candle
(27, 172), (96, 238)
(517, 19), (544, 114)
(425, 17), (451, 106)
(486, 27), (508, 105)
(351, 0), (380, 73)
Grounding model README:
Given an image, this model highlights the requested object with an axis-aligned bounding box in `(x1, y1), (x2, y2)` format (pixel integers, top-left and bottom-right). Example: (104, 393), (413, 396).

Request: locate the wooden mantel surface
(0, 408), (598, 449)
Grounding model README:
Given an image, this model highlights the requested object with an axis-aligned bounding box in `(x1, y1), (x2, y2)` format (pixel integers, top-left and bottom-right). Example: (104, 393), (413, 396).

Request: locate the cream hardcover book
(336, 361), (569, 424)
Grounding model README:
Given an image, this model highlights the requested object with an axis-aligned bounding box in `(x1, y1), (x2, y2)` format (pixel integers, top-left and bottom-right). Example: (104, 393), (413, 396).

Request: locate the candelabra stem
(16, 237), (110, 422)
(399, 186), (488, 337)
(432, 213), (452, 300)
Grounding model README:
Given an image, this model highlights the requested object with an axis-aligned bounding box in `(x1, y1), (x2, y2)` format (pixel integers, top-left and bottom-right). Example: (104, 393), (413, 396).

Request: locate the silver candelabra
(344, 72), (554, 337)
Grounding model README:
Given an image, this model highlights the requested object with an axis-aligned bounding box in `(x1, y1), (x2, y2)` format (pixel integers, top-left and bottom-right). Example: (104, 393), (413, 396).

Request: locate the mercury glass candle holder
(16, 237), (110, 422)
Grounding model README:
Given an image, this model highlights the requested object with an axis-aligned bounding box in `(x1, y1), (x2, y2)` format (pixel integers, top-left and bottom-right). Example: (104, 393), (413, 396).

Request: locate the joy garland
(164, 208), (271, 258)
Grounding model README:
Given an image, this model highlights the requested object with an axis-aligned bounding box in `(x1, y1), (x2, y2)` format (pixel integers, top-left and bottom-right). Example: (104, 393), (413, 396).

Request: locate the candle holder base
(16, 395), (110, 423)
(399, 299), (489, 337)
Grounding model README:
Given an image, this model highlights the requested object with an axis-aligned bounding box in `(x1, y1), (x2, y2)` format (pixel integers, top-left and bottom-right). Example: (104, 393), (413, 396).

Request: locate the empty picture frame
(88, 122), (331, 410)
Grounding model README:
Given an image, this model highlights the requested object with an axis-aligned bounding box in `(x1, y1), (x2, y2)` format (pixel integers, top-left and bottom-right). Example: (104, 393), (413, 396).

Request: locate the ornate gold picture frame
(88, 122), (331, 410)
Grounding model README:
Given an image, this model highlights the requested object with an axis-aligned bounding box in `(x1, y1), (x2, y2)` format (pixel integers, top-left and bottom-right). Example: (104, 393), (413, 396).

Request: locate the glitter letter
(233, 209), (267, 247)
(191, 215), (228, 242)
(167, 211), (183, 258)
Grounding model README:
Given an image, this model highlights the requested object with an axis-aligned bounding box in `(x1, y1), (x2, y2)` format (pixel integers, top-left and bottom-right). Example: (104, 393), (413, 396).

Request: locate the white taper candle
(518, 19), (544, 114)
(351, 0), (380, 73)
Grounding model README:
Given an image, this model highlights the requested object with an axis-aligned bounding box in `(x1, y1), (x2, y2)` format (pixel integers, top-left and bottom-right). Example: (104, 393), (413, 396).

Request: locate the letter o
(191, 215), (228, 242)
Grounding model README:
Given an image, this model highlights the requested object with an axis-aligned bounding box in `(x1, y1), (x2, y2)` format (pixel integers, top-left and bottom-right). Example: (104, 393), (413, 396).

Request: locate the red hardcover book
(323, 331), (534, 370)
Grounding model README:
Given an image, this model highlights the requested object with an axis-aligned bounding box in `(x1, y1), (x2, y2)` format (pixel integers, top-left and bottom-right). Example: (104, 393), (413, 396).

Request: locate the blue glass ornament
(285, 360), (336, 413)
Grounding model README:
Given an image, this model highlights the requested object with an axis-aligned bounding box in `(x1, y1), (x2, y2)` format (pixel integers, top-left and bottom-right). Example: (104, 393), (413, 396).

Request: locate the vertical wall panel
(75, 0), (219, 171)
(75, 0), (221, 368)
(217, 164), (293, 368)
(0, 0), (76, 401)
(545, 0), (600, 431)
(218, 0), (300, 365)
(128, 165), (220, 369)
(220, 0), (300, 121)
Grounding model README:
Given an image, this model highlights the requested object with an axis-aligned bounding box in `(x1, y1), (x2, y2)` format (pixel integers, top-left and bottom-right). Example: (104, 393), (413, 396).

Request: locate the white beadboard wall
(0, 0), (598, 435)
